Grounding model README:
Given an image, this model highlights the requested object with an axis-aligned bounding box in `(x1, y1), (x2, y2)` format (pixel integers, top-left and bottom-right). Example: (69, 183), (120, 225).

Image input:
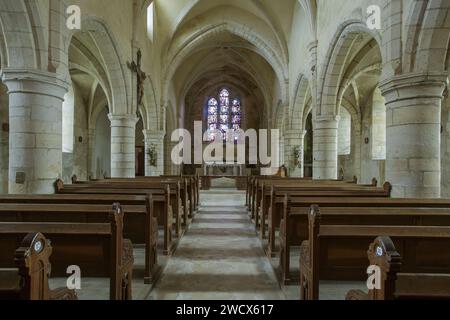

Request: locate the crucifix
(128, 49), (147, 115)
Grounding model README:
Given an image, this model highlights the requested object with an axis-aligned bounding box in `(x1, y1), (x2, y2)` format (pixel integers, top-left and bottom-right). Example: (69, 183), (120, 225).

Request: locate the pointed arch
(66, 17), (130, 115)
(319, 20), (383, 117)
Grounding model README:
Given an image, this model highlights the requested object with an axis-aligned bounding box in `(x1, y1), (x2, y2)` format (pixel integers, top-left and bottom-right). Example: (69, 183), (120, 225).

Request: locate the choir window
(205, 88), (241, 142)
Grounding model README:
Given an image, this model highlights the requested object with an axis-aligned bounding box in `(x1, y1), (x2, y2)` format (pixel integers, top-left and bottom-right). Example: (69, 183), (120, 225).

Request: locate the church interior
(0, 0), (450, 302)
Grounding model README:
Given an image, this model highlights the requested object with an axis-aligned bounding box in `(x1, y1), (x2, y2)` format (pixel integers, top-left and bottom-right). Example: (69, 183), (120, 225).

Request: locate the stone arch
(89, 98), (109, 131)
(179, 50), (272, 115)
(404, 0), (450, 73)
(275, 101), (286, 131)
(298, 0), (317, 36)
(0, 0), (43, 69)
(142, 77), (159, 130)
(319, 20), (383, 117)
(163, 22), (288, 103)
(66, 17), (130, 115)
(340, 98), (362, 181)
(0, 20), (6, 70)
(171, 0), (289, 64)
(291, 74), (310, 131)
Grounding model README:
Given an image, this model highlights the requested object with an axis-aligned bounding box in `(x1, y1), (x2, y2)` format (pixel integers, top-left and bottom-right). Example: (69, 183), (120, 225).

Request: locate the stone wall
(0, 83), (8, 193)
(92, 109), (111, 179)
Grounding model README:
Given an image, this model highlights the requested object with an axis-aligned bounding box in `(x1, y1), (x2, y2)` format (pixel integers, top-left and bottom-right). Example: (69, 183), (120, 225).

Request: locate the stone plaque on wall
(15, 172), (26, 184)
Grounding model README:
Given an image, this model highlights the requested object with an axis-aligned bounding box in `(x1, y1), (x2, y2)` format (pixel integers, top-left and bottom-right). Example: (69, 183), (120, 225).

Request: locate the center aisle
(148, 188), (285, 300)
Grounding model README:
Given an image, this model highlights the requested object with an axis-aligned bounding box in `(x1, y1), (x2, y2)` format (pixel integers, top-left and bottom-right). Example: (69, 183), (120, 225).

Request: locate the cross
(128, 49), (147, 115)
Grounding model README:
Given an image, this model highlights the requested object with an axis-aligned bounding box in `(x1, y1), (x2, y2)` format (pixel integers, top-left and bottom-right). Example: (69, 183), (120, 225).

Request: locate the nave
(150, 189), (284, 300)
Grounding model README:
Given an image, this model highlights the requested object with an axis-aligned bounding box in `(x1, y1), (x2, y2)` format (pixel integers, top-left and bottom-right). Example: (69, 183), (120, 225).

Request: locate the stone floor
(148, 189), (285, 300)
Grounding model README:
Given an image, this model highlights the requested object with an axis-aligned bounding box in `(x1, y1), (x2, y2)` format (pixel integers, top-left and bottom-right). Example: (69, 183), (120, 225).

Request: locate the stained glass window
(206, 88), (242, 142)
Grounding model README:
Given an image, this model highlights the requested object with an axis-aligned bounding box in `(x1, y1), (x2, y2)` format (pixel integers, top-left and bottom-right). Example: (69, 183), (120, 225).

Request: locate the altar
(203, 162), (245, 176)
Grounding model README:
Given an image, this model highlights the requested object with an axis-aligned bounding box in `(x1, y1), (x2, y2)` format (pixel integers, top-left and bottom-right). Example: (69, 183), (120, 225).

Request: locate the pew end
(0, 233), (77, 300)
(348, 236), (450, 300)
(54, 179), (64, 193)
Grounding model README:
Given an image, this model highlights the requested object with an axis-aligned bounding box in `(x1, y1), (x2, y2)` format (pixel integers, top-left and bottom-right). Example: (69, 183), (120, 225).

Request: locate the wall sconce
(78, 136), (83, 143)
(365, 137), (370, 144)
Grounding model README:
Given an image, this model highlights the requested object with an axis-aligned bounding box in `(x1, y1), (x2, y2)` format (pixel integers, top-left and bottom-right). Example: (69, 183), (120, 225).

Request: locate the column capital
(379, 72), (447, 103)
(1, 68), (69, 100)
(315, 114), (340, 123)
(108, 114), (139, 127)
(284, 129), (305, 139)
(143, 130), (166, 140)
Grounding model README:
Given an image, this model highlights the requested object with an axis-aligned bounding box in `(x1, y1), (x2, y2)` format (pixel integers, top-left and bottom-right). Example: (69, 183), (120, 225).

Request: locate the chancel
(203, 162), (245, 177)
(0, 0), (449, 304)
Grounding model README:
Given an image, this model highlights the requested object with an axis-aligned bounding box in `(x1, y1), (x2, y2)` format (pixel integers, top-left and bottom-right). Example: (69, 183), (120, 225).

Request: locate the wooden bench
(264, 183), (392, 259)
(0, 232), (77, 300)
(56, 180), (176, 256)
(252, 176), (375, 216)
(0, 204), (133, 300)
(0, 193), (159, 284)
(257, 179), (383, 239)
(250, 177), (371, 221)
(87, 175), (196, 222)
(246, 176), (358, 212)
(69, 178), (187, 233)
(299, 205), (450, 299)
(161, 174), (200, 211)
(345, 236), (450, 300)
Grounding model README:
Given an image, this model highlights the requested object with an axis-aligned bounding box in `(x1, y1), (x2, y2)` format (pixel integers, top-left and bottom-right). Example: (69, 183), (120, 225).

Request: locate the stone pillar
(3, 70), (68, 194)
(165, 140), (180, 175)
(279, 133), (285, 167)
(380, 73), (446, 198)
(284, 129), (305, 177)
(87, 127), (95, 179)
(109, 114), (138, 178)
(313, 115), (339, 180)
(143, 130), (165, 176)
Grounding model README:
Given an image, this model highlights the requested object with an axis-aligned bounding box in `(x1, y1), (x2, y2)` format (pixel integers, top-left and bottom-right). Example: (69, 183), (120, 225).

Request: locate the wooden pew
(162, 174), (200, 212)
(56, 180), (176, 256)
(250, 177), (369, 221)
(0, 204), (133, 300)
(246, 176), (342, 211)
(0, 193), (159, 284)
(265, 182), (391, 258)
(257, 179), (383, 239)
(0, 232), (77, 300)
(70, 177), (187, 232)
(253, 177), (376, 217)
(346, 236), (450, 300)
(88, 175), (195, 221)
(299, 205), (450, 299)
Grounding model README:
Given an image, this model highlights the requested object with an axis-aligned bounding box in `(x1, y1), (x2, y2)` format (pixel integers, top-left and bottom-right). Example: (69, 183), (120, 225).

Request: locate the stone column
(284, 129), (305, 177)
(3, 70), (68, 194)
(143, 130), (165, 176)
(109, 114), (138, 178)
(313, 115), (339, 180)
(380, 73), (446, 198)
(87, 127), (95, 179)
(165, 140), (180, 175)
(279, 133), (285, 167)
